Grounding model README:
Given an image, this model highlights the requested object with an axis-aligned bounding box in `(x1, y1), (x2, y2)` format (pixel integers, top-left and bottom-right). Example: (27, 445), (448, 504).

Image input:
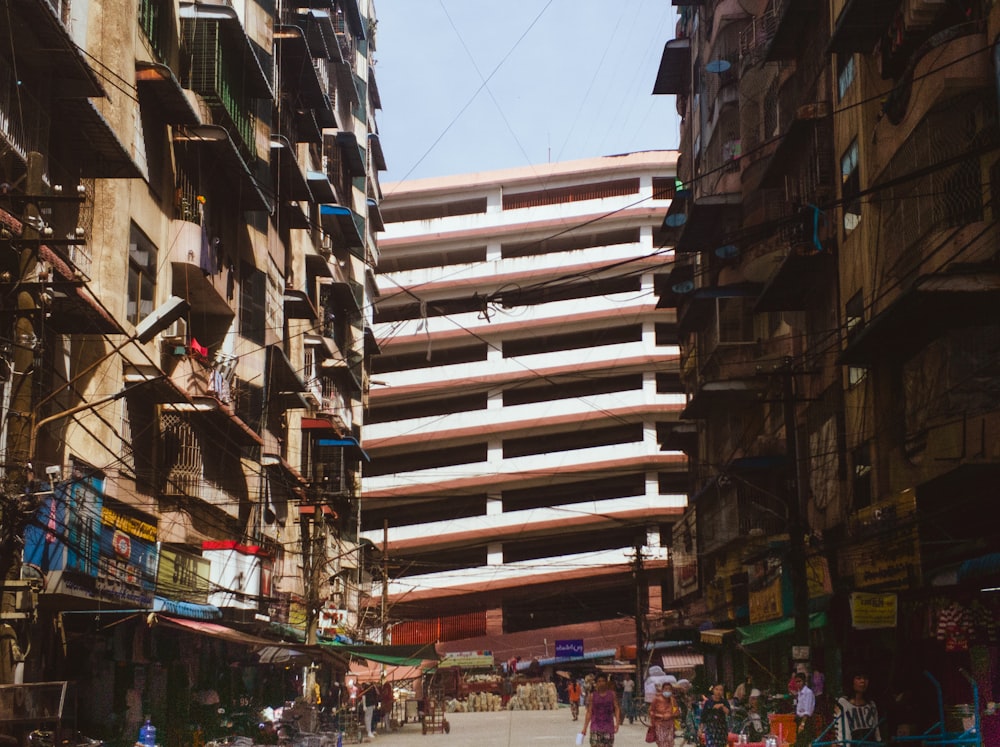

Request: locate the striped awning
(659, 652), (704, 671)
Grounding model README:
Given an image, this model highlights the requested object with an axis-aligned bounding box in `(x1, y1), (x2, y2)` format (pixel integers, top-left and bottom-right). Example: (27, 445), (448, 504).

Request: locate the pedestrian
(362, 683), (379, 738)
(794, 672), (816, 747)
(649, 681), (678, 747)
(622, 673), (636, 724)
(581, 673), (621, 747)
(380, 680), (394, 733)
(568, 678), (582, 721)
(699, 684), (731, 747)
(834, 670), (881, 743)
(734, 675), (754, 704)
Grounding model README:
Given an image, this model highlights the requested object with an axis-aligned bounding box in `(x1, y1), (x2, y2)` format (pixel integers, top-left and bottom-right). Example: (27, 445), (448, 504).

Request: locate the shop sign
(840, 490), (921, 590)
(202, 540), (273, 611)
(157, 546), (211, 603)
(850, 592), (898, 629)
(555, 639), (584, 658)
(318, 605), (350, 635)
(440, 651), (495, 668)
(748, 556), (784, 623)
(96, 504), (158, 605)
(672, 508), (699, 596)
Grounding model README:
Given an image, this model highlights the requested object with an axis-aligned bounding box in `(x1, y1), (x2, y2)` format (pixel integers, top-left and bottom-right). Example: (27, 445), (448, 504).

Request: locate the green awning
(736, 612), (827, 647)
(319, 641), (440, 668)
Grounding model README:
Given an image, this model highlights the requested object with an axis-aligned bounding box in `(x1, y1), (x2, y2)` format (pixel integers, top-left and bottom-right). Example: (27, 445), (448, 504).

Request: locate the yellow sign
(840, 490), (921, 590)
(850, 592), (898, 629)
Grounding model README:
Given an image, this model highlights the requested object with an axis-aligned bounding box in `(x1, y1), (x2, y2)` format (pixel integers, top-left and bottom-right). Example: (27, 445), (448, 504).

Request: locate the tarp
(152, 615), (349, 667)
(320, 641), (441, 668)
(736, 612), (827, 647)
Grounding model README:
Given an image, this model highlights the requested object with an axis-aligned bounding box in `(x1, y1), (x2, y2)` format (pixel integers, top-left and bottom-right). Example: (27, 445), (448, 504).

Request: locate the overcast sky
(372, 0), (682, 184)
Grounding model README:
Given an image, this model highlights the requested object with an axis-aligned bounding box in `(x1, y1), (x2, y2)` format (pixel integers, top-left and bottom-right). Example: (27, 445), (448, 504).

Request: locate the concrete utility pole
(0, 152), (44, 588)
(781, 358), (811, 649)
(632, 540), (646, 680)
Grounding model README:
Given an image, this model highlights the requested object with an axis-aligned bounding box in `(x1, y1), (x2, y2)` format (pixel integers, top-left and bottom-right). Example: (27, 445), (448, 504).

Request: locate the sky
(372, 0), (682, 184)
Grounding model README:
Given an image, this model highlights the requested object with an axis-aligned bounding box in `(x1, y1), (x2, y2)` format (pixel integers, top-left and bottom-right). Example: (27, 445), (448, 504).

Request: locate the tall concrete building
(0, 0), (385, 733)
(653, 0), (1000, 706)
(363, 152), (686, 647)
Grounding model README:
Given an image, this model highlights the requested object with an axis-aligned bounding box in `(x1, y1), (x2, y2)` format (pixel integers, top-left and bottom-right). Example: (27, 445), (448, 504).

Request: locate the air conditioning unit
(163, 317), (187, 343)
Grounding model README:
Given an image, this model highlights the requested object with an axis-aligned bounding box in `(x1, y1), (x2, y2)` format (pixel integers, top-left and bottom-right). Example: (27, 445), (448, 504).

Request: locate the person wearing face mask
(650, 681), (678, 747)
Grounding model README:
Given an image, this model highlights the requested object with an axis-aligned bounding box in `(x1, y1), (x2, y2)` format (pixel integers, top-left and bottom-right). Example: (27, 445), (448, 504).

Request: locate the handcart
(420, 694), (450, 735)
(890, 670), (980, 747)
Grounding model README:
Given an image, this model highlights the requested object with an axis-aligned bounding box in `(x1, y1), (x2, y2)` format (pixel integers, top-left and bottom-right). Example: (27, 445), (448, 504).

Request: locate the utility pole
(633, 539), (646, 681)
(781, 358), (811, 650)
(381, 519), (388, 644)
(0, 152), (44, 591)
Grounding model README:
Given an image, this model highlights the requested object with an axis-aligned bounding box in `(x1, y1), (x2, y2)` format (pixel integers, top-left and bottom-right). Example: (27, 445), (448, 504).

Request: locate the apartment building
(0, 0), (384, 735)
(654, 0), (1000, 715)
(363, 152), (685, 645)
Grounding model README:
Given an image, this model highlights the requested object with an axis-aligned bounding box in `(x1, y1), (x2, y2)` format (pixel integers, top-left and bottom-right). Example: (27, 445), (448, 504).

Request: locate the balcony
(762, 0), (822, 61)
(828, 0), (900, 55)
(839, 269), (1000, 366)
(168, 218), (236, 319)
(274, 25), (337, 127)
(173, 125), (270, 212)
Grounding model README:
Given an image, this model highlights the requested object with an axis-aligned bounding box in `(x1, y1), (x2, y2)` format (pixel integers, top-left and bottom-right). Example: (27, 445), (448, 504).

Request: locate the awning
(274, 26), (327, 110)
(174, 125), (271, 212)
(0, 0), (104, 98)
(659, 652), (704, 671)
(736, 612), (827, 647)
(283, 288), (318, 320)
(681, 380), (767, 420)
(271, 135), (313, 202)
(317, 437), (370, 463)
(52, 99), (142, 179)
(699, 628), (737, 645)
(135, 61), (201, 126)
(755, 249), (836, 312)
(652, 38), (691, 95)
(39, 245), (125, 334)
(839, 271), (1000, 366)
(368, 133), (387, 171)
(307, 171), (337, 203)
(828, 0), (899, 54)
(320, 204), (364, 254)
(267, 344), (308, 394)
(321, 641), (439, 668)
(153, 596), (222, 621)
(335, 132), (367, 177)
(664, 193), (742, 254)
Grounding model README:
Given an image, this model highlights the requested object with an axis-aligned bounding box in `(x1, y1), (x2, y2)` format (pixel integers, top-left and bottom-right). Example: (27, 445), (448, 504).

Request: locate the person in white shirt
(835, 671), (881, 743)
(794, 672), (816, 747)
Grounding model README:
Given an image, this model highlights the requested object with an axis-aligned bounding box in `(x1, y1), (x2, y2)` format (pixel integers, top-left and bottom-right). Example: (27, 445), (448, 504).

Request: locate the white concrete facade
(363, 152), (685, 630)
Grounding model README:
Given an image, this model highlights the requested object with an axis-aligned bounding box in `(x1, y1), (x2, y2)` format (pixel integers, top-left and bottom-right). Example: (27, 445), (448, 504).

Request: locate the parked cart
(420, 694), (450, 735)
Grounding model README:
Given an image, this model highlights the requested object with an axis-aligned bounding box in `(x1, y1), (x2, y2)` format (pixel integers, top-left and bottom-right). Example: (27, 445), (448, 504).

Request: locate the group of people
(571, 666), (881, 747)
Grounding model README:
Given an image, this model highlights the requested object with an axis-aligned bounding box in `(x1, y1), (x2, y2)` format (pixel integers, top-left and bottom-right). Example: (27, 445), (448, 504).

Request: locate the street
(366, 708), (656, 747)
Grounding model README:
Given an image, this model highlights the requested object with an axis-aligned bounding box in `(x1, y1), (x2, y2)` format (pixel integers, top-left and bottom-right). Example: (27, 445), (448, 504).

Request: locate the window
(844, 290), (868, 385)
(128, 223), (157, 326)
(240, 261), (267, 345)
(841, 139), (861, 233)
(837, 54), (856, 101)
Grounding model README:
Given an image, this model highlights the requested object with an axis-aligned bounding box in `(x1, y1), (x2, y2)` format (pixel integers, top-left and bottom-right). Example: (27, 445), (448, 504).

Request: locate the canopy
(736, 612), (827, 647)
(320, 641), (441, 668)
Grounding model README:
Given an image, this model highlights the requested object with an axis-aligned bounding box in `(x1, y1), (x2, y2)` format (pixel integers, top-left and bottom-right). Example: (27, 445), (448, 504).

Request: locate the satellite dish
(714, 244), (739, 259)
(706, 59), (731, 73)
(664, 212), (687, 228)
(671, 280), (695, 294)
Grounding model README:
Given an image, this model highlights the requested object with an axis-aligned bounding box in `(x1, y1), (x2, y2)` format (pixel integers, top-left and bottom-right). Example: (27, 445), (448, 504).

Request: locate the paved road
(363, 708), (657, 747)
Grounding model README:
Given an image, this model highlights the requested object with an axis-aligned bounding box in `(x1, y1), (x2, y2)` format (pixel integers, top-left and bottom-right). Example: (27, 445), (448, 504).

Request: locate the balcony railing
(0, 56), (49, 165)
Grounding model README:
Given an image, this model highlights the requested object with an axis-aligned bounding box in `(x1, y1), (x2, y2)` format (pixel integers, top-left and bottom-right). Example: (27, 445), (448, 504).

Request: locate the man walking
(794, 672), (816, 747)
(568, 678), (582, 721)
(621, 673), (636, 724)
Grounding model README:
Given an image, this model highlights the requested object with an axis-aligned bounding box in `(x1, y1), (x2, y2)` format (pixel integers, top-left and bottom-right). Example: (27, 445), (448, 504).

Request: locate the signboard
(748, 556), (784, 623)
(840, 490), (921, 590)
(157, 546), (211, 603)
(850, 592), (898, 630)
(672, 508), (699, 597)
(555, 639), (584, 658)
(24, 473), (158, 606)
(439, 651), (495, 668)
(96, 504), (158, 605)
(203, 540), (273, 611)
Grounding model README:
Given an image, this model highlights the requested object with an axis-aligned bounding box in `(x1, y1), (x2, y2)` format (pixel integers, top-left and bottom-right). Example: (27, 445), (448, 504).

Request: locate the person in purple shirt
(581, 673), (621, 747)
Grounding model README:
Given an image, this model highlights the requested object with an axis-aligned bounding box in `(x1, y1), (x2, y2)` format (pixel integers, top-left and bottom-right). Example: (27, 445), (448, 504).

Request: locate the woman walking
(581, 674), (621, 747)
(699, 684), (731, 747)
(650, 681), (678, 747)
